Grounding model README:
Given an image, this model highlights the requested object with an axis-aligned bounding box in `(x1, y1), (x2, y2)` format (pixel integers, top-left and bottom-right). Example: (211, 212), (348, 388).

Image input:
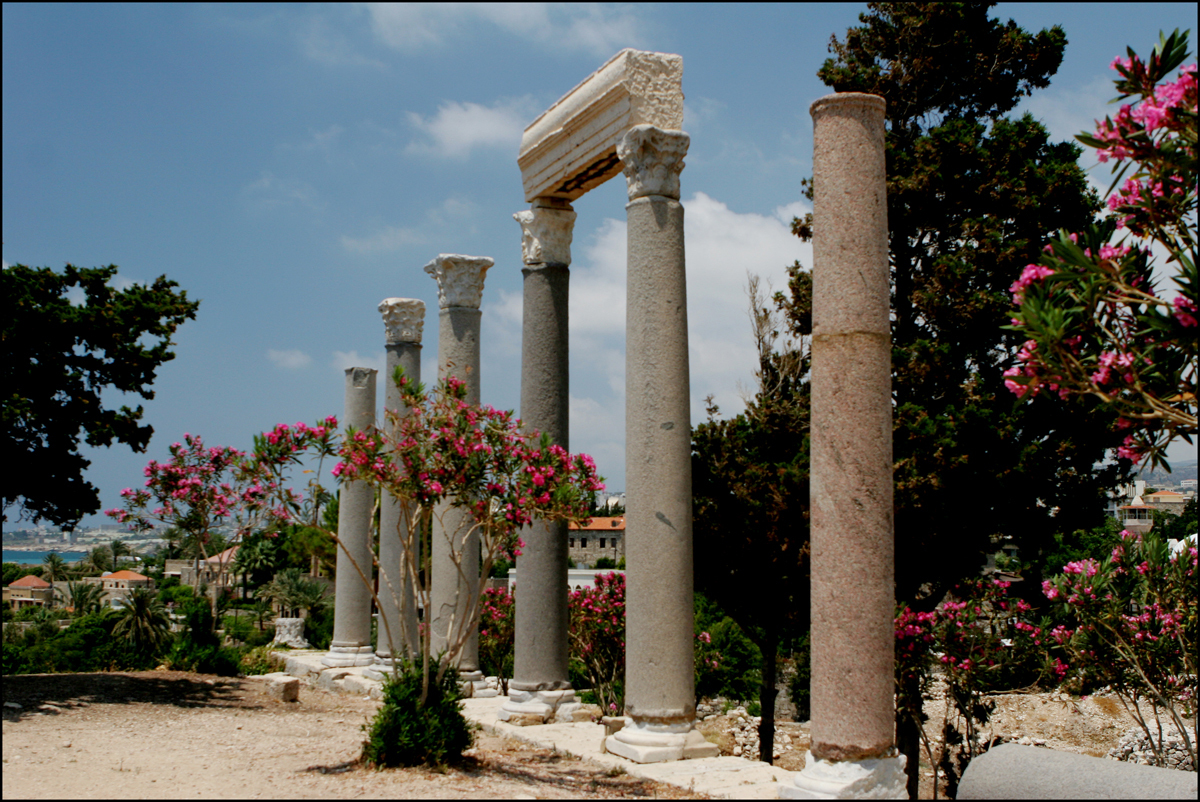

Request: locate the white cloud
(366, 3), (642, 57)
(340, 225), (425, 254)
(551, 192), (811, 483)
(268, 349), (313, 369)
(332, 349), (385, 375)
(405, 97), (537, 159)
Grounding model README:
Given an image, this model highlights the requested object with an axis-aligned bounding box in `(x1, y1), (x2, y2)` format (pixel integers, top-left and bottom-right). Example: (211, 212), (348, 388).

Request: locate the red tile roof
(9, 574), (52, 588)
(104, 570), (150, 581)
(569, 516), (625, 531)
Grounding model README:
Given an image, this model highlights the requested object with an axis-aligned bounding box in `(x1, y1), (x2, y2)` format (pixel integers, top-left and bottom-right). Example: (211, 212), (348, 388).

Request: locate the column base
(780, 751), (907, 799)
(321, 645), (375, 667)
(604, 719), (719, 763)
(362, 654), (407, 682)
(497, 688), (581, 725)
(456, 670), (499, 698)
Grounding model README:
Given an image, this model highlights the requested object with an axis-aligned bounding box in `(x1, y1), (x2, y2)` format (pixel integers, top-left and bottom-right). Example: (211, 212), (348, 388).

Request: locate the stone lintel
(518, 48), (683, 203)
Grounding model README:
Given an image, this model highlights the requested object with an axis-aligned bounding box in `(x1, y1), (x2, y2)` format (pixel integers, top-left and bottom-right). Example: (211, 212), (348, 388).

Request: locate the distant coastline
(3, 550), (89, 565)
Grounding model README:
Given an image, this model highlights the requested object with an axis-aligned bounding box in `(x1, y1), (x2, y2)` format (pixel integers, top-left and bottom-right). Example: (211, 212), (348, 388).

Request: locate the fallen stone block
(256, 673), (300, 703)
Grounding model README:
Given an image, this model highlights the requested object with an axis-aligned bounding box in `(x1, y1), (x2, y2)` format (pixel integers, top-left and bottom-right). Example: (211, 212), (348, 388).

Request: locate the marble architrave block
(518, 48), (683, 203)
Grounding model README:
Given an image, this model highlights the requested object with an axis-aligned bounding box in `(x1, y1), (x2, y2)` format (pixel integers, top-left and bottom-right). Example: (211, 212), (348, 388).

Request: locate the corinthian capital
(514, 200), (577, 266)
(424, 254), (493, 309)
(378, 298), (425, 344)
(616, 124), (689, 201)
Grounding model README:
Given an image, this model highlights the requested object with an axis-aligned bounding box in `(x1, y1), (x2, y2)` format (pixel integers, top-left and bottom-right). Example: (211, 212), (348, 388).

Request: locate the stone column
(365, 298), (424, 682)
(782, 93), (906, 798)
(606, 124), (717, 763)
(498, 199), (581, 725)
(322, 366), (378, 668)
(425, 254), (495, 696)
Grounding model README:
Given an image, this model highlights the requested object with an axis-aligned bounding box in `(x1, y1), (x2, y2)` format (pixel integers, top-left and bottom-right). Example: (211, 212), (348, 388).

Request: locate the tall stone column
(365, 298), (424, 682)
(323, 366), (378, 668)
(606, 124), (717, 763)
(499, 198), (581, 725)
(425, 254), (495, 696)
(783, 93), (906, 798)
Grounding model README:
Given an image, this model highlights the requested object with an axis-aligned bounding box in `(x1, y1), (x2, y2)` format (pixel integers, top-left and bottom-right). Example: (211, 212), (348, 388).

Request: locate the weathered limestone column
(498, 198), (581, 725)
(782, 93), (906, 798)
(606, 124), (717, 763)
(365, 298), (424, 681)
(425, 254), (495, 697)
(322, 366), (378, 668)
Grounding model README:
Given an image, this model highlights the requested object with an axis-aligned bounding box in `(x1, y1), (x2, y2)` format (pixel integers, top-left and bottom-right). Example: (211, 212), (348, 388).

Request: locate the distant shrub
(240, 645), (284, 676)
(362, 662), (474, 768)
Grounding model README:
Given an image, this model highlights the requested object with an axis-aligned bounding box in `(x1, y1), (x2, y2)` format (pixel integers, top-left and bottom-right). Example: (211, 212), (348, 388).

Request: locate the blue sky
(4, 4), (1195, 529)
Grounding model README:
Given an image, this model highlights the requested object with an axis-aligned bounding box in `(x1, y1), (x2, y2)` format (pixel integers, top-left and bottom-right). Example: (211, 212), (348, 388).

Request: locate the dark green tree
(1153, 498), (1198, 543)
(692, 277), (811, 764)
(3, 264), (199, 528)
(800, 4), (1134, 794)
(112, 586), (172, 655)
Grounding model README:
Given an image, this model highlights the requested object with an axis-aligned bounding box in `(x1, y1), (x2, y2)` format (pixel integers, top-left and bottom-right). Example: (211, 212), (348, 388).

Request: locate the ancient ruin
(322, 367), (377, 668)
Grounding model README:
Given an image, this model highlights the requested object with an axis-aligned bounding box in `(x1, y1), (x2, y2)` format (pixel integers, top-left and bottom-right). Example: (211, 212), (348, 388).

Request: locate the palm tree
(257, 568), (331, 619)
(65, 581), (106, 617)
(112, 587), (172, 654)
(83, 545), (113, 575)
(42, 552), (69, 583)
(110, 539), (132, 565)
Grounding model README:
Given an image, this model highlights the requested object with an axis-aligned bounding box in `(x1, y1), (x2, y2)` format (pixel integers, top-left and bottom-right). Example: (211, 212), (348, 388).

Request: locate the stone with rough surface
(780, 751), (906, 799)
(257, 673), (300, 703)
(617, 125), (689, 201)
(271, 618), (309, 649)
(378, 298), (424, 345)
(515, 201), (576, 266)
(519, 49), (683, 202)
(424, 254), (492, 309)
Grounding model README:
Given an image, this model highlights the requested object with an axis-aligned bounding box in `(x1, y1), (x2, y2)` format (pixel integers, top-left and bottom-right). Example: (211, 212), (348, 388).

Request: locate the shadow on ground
(2, 671), (259, 721)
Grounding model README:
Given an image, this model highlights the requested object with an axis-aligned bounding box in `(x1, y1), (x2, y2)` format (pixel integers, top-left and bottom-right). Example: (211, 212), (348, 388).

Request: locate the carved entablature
(378, 297), (425, 344)
(424, 254), (493, 309)
(518, 49), (684, 203)
(616, 125), (689, 201)
(514, 201), (577, 266)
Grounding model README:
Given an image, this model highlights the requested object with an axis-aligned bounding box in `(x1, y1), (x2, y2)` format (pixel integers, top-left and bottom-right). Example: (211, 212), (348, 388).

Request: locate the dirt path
(2, 672), (702, 799)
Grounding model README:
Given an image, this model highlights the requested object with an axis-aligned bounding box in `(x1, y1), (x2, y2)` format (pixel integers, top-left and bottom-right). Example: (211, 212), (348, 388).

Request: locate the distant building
(82, 570), (155, 608)
(568, 516), (625, 567)
(1146, 489), (1188, 517)
(164, 545), (242, 596)
(3, 574), (54, 609)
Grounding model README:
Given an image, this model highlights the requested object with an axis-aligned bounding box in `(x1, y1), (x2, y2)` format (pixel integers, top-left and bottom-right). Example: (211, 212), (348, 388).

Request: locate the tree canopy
(804, 2), (1132, 605)
(3, 263), (199, 529)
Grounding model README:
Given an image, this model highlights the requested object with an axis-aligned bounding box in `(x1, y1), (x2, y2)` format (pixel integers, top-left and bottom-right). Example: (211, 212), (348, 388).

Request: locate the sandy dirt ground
(2, 672), (702, 800)
(2, 670), (1185, 799)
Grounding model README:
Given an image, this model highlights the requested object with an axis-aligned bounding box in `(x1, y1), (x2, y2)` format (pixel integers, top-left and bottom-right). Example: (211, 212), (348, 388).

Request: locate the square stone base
(605, 721), (718, 763)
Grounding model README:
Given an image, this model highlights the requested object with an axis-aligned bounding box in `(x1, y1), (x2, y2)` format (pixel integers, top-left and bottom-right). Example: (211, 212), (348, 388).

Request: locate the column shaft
(430, 306), (482, 667)
(324, 366), (377, 667)
(375, 338), (421, 665)
(513, 263), (571, 689)
(623, 195), (694, 724)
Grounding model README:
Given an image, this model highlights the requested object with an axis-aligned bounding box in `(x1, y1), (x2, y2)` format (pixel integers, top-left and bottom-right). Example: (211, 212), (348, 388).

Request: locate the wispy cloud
(339, 198), (477, 255)
(405, 97), (537, 159)
(268, 348), (313, 369)
(298, 12), (385, 68)
(340, 225), (425, 254)
(366, 3), (643, 57)
(240, 172), (324, 213)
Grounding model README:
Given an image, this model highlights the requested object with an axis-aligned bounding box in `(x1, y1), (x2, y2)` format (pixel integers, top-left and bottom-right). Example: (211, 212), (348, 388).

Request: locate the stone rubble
(1107, 725), (1196, 772)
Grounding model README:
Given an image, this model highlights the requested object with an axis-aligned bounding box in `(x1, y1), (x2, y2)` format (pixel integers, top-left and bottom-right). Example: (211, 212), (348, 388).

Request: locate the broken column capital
(617, 125), (689, 201)
(378, 298), (425, 345)
(514, 200), (577, 266)
(424, 254), (493, 309)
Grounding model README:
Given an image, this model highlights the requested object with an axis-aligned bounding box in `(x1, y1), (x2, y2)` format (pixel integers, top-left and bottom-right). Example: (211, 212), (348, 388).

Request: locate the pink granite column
(784, 93), (905, 798)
